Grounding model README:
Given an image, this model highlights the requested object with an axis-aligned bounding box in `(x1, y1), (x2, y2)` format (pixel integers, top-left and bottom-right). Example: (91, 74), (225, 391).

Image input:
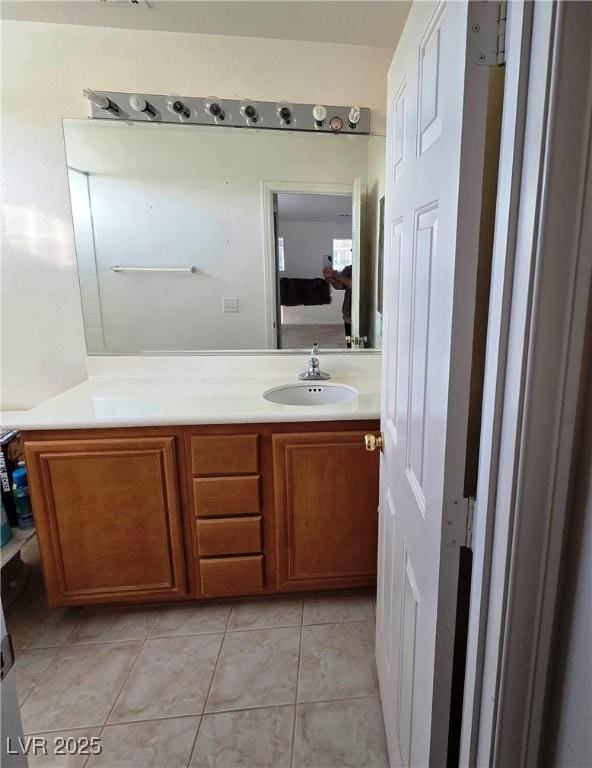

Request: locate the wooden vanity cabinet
(273, 430), (380, 590)
(24, 435), (189, 606)
(23, 420), (380, 606)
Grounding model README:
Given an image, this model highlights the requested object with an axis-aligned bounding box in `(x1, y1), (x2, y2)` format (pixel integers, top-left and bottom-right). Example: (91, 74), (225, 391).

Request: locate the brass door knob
(365, 433), (384, 452)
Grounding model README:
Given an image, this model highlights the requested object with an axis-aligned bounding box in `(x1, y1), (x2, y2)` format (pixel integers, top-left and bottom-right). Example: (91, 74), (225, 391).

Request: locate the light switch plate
(223, 297), (239, 313)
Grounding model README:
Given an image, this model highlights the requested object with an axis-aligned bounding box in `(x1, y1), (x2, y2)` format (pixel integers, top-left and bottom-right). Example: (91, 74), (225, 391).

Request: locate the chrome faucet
(298, 343), (330, 381)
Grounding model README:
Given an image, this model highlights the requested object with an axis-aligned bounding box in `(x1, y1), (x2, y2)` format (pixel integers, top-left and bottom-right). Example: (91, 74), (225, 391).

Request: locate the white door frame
(461, 1), (592, 764)
(260, 180), (355, 349)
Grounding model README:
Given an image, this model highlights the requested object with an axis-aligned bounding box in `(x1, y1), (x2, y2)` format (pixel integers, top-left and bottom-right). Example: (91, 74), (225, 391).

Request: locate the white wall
(280, 220), (352, 280)
(0, 19), (391, 408)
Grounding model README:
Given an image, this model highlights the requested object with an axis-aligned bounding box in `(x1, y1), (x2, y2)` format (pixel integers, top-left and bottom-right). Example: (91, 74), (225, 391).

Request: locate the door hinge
(469, 1), (507, 67)
(465, 497), (475, 549)
(445, 497), (475, 549)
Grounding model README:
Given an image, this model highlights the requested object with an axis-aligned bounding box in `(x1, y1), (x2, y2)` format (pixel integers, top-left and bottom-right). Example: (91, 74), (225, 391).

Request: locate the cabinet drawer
(197, 516), (262, 556)
(200, 555), (264, 596)
(193, 476), (260, 517)
(191, 434), (259, 476)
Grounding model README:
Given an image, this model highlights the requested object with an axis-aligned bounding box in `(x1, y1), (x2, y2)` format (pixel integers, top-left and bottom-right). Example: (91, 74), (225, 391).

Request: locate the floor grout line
(24, 713), (202, 737)
(200, 607), (232, 716)
(294, 692), (381, 707)
(224, 603), (234, 632)
(100, 635), (149, 728)
(23, 695), (383, 737)
(13, 643), (63, 652)
(289, 599), (305, 768)
(24, 722), (111, 736)
(185, 716), (203, 768)
(185, 613), (232, 766)
(225, 621), (302, 632)
(21, 616), (375, 650)
(25, 704), (296, 735)
(226, 599), (237, 629)
(63, 628), (226, 646)
(15, 646), (59, 710)
(146, 608), (161, 636)
(80, 726), (99, 768)
(302, 617), (376, 627)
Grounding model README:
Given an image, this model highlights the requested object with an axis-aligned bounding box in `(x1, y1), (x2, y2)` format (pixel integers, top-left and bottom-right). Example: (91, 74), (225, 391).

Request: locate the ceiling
(0, 1), (411, 49)
(277, 192), (352, 224)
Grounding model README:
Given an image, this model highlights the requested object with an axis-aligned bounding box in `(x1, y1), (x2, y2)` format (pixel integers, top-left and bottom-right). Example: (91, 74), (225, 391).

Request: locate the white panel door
(376, 2), (492, 766)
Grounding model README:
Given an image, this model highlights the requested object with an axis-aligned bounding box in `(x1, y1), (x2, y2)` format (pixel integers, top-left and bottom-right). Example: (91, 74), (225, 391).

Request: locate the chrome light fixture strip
(85, 90), (371, 135)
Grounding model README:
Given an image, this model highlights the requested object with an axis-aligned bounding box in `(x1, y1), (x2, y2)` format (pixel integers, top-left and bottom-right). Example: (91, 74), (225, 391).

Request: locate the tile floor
(6, 543), (388, 768)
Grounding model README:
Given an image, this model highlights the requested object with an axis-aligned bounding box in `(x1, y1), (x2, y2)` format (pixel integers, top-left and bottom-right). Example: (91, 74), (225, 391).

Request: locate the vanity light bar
(84, 90), (371, 135)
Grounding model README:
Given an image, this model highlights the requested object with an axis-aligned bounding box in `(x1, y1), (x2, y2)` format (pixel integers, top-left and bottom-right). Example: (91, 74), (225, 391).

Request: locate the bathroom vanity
(12, 366), (381, 607)
(23, 421), (379, 606)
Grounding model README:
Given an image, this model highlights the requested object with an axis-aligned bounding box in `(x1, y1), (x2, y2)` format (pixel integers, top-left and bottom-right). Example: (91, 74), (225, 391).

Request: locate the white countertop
(3, 369), (381, 431)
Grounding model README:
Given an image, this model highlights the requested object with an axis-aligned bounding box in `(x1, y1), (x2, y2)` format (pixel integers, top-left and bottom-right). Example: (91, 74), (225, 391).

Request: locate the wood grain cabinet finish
(24, 436), (187, 606)
(193, 475), (261, 517)
(200, 555), (264, 596)
(273, 430), (379, 590)
(23, 420), (379, 606)
(191, 434), (259, 475)
(197, 516), (262, 556)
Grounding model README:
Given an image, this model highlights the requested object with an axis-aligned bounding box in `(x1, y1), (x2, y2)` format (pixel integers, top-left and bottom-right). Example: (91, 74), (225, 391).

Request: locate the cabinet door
(25, 437), (187, 605)
(273, 430), (379, 590)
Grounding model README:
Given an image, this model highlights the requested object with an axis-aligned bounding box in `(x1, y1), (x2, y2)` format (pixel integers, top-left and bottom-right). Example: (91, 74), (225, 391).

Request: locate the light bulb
(276, 102), (294, 127)
(348, 106), (361, 128)
(312, 105), (327, 127)
(83, 88), (118, 113)
(239, 100), (259, 125)
(166, 95), (191, 121)
(129, 94), (146, 112)
(204, 97), (227, 123)
(129, 94), (158, 119)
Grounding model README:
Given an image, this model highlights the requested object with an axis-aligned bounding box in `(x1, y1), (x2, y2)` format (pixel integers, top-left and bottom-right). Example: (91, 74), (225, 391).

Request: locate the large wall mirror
(63, 119), (385, 354)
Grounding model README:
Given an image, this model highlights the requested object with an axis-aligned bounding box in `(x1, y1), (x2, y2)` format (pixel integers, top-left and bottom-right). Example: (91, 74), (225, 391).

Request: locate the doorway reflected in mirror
(274, 192), (353, 350)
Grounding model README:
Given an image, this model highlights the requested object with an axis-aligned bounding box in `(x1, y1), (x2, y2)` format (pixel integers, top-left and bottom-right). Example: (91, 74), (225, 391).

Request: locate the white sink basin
(263, 383), (358, 406)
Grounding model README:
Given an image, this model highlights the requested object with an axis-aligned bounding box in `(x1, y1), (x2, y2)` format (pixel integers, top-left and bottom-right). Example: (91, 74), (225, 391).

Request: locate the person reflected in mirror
(323, 262), (353, 348)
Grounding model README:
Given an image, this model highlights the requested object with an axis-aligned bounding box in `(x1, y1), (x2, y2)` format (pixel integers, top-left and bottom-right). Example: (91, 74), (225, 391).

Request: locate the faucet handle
(298, 341), (330, 381)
